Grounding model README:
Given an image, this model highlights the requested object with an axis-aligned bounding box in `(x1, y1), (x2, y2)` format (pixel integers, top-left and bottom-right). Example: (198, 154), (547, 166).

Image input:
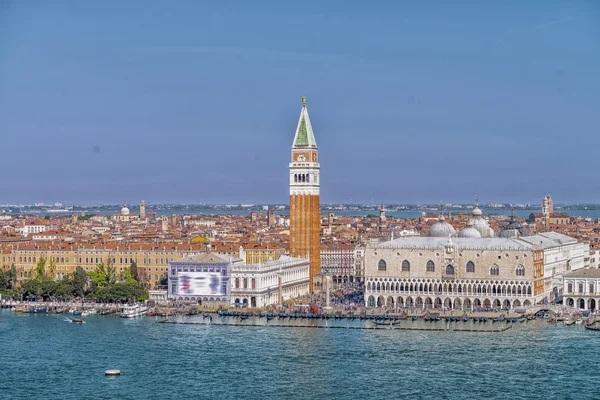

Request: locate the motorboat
(120, 305), (148, 318)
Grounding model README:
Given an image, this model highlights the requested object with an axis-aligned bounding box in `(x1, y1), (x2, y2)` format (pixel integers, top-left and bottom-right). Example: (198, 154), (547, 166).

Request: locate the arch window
(378, 259), (387, 271)
(446, 264), (455, 275)
(426, 260), (435, 272)
(401, 260), (410, 272)
(466, 261), (475, 273)
(235, 278), (240, 289)
(515, 264), (525, 276)
(489, 264), (499, 276)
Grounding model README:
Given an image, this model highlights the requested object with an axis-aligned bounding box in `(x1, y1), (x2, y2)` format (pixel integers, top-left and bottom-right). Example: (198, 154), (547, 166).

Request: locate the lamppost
(323, 267), (332, 312)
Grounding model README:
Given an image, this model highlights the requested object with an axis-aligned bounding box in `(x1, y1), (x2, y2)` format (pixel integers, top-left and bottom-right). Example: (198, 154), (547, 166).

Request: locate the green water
(0, 310), (598, 399)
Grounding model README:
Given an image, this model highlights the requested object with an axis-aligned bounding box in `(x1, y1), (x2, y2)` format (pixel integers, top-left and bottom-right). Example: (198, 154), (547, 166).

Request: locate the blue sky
(1, 0), (599, 205)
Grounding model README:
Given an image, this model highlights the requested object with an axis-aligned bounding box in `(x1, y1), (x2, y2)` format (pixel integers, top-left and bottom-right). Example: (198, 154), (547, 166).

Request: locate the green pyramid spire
(292, 97), (317, 148)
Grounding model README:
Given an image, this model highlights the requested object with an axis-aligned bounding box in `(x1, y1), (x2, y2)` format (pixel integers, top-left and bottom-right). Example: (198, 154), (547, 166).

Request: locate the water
(1, 310), (599, 399)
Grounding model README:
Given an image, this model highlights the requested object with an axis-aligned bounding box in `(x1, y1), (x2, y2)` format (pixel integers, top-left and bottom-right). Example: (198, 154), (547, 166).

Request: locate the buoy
(105, 369), (120, 376)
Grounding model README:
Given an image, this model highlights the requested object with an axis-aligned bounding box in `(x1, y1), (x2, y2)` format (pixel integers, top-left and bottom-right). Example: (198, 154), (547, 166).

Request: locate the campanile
(289, 97), (321, 291)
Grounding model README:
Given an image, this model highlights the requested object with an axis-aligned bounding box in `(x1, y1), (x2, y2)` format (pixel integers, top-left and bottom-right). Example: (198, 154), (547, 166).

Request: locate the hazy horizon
(1, 1), (599, 204)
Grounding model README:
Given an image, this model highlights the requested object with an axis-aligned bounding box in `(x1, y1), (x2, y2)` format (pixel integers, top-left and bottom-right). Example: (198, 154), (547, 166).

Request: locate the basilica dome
(121, 205), (130, 215)
(472, 217), (494, 237)
(429, 215), (457, 238)
(472, 206), (483, 217)
(458, 220), (482, 238)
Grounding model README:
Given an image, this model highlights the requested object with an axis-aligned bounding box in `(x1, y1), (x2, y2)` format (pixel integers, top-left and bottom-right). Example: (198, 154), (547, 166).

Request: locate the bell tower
(289, 97), (321, 291)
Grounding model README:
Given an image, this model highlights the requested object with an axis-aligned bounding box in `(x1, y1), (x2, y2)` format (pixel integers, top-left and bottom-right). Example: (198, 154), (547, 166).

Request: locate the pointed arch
(426, 260), (435, 272)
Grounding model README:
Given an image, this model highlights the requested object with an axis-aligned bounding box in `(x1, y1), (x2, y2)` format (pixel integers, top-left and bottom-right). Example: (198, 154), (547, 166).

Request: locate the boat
(14, 307), (27, 313)
(563, 319), (575, 326)
(584, 324), (600, 331)
(120, 305), (148, 318)
(105, 369), (120, 376)
(71, 319), (85, 324)
(372, 320), (401, 326)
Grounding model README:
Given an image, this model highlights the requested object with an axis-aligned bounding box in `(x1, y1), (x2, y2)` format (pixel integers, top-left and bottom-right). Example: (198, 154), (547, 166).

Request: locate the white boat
(120, 305), (148, 318)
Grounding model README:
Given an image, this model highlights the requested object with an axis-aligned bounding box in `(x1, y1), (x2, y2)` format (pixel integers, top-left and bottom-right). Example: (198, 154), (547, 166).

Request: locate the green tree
(21, 279), (42, 299)
(72, 266), (88, 298)
(118, 267), (137, 286)
(130, 260), (138, 282)
(47, 257), (57, 280)
(40, 280), (57, 300)
(9, 263), (17, 289)
(34, 256), (47, 281)
(54, 281), (75, 300)
(0, 270), (9, 290)
(89, 262), (116, 288)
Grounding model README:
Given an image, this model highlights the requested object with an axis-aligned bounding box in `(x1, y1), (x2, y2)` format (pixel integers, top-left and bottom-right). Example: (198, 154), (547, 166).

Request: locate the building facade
(1, 242), (210, 289)
(231, 255), (310, 308)
(563, 269), (600, 311)
(363, 233), (588, 310)
(289, 97), (321, 291)
(320, 244), (361, 285)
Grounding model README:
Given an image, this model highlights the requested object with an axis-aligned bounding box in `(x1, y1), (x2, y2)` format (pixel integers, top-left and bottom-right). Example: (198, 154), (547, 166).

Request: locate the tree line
(0, 256), (148, 302)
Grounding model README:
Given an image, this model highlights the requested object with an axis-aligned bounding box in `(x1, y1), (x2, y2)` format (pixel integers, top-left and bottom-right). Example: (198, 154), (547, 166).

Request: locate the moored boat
(120, 305), (148, 318)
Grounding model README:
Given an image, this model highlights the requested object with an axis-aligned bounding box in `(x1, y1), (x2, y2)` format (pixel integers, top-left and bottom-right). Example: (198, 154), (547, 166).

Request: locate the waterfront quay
(4, 299), (597, 333)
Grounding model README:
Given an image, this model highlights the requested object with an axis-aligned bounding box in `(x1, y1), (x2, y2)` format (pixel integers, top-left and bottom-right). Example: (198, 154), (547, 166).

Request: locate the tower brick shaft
(289, 97), (321, 291)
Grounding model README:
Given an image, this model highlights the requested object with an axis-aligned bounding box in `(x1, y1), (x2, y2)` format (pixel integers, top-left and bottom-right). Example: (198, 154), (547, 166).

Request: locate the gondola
(584, 324), (600, 331)
(372, 320), (401, 326)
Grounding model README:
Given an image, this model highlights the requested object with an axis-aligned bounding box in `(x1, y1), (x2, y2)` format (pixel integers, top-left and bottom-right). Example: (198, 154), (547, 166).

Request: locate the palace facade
(364, 231), (589, 310)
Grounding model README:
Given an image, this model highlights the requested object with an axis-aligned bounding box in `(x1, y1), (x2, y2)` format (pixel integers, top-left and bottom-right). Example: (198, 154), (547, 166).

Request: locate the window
(377, 259), (387, 271)
(243, 278), (248, 289)
(515, 265), (525, 276)
(567, 282), (573, 293)
(490, 264), (499, 276)
(251, 278), (256, 289)
(401, 260), (410, 272)
(235, 278), (240, 289)
(590, 283), (595, 294)
(466, 261), (475, 273)
(446, 264), (454, 275)
(426, 260), (435, 272)
(578, 283), (584, 293)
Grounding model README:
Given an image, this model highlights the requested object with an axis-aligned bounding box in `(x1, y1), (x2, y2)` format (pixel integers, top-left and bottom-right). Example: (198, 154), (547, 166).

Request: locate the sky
(1, 1), (599, 205)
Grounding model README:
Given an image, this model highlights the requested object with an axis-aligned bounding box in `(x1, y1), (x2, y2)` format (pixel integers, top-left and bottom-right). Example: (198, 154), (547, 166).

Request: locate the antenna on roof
(474, 194), (479, 207)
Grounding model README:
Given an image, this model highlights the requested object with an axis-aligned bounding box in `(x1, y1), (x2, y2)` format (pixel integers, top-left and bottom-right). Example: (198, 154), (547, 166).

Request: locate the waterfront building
(1, 242), (210, 288)
(563, 268), (600, 311)
(231, 255), (310, 308)
(364, 232), (589, 310)
(289, 97), (321, 291)
(167, 252), (309, 307)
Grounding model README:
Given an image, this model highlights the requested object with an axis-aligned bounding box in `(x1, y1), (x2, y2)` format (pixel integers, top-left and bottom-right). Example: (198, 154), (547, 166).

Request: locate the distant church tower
(289, 97), (321, 291)
(140, 200), (146, 220)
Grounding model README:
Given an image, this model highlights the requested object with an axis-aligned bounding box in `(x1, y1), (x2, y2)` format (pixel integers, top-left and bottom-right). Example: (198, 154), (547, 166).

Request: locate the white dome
(459, 226), (482, 238)
(429, 216), (457, 237)
(472, 207), (482, 217)
(121, 205), (130, 215)
(472, 217), (493, 237)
